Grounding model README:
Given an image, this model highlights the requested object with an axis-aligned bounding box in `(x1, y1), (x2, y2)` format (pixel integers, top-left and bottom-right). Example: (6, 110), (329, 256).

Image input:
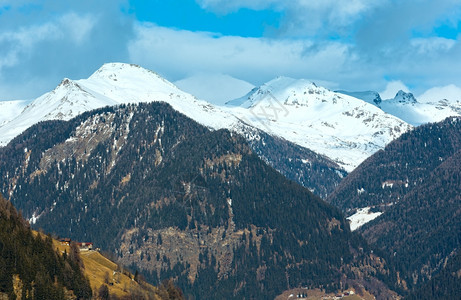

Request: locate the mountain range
(0, 63), (448, 171)
(2, 63), (459, 176)
(0, 63), (348, 198)
(225, 77), (411, 172)
(1, 62), (460, 298)
(0, 102), (397, 299)
(2, 63), (460, 176)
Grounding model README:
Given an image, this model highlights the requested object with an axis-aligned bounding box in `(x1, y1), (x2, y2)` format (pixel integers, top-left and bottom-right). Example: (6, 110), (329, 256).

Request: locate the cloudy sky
(0, 0), (460, 103)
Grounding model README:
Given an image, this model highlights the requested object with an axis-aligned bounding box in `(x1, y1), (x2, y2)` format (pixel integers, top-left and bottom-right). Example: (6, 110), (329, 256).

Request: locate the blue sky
(128, 0), (281, 37)
(0, 0), (460, 102)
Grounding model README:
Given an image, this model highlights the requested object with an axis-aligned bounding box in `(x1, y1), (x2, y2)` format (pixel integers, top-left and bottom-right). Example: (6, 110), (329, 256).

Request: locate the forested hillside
(405, 250), (461, 300)
(361, 147), (461, 292)
(328, 117), (461, 295)
(0, 193), (92, 299)
(244, 127), (347, 199)
(328, 117), (461, 212)
(0, 102), (394, 299)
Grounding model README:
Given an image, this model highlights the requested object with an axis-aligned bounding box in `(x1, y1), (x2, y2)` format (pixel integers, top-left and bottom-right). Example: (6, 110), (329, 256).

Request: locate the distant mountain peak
(54, 78), (85, 94)
(231, 77), (334, 109)
(60, 77), (73, 86)
(91, 62), (144, 74)
(393, 90), (417, 104)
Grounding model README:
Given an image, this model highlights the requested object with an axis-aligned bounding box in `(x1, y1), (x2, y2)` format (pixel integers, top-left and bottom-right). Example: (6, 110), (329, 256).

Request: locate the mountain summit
(392, 90), (417, 104)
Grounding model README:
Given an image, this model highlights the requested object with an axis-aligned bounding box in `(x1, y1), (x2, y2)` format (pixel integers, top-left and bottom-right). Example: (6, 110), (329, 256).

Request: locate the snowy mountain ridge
(0, 63), (424, 172)
(224, 76), (412, 171)
(338, 89), (461, 126)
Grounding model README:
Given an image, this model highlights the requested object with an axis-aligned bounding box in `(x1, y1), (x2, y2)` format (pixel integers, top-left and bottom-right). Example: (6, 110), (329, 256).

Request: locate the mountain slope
(0, 102), (395, 299)
(0, 99), (31, 126)
(361, 146), (461, 292)
(328, 117), (461, 293)
(226, 77), (411, 171)
(0, 193), (178, 300)
(334, 90), (382, 107)
(241, 127), (347, 198)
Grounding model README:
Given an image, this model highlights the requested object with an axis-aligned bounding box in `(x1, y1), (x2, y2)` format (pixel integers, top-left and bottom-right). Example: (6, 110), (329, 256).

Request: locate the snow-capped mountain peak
(0, 64), (420, 173)
(0, 63), (241, 146)
(392, 90), (417, 104)
(228, 76), (341, 109)
(80, 62), (194, 104)
(88, 63), (172, 88)
(338, 88), (460, 126)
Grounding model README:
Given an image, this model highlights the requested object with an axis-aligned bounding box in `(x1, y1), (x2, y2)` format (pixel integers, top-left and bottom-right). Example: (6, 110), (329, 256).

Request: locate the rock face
(0, 102), (394, 299)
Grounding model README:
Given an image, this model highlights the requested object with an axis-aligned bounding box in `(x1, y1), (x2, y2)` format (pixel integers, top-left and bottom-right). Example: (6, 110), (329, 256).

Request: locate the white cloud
(175, 73), (255, 105)
(0, 13), (96, 71)
(418, 84), (461, 102)
(60, 13), (97, 45)
(196, 0), (277, 13)
(410, 37), (456, 56)
(1, 0), (460, 102)
(196, 0), (384, 37)
(380, 81), (410, 100)
(128, 22), (349, 87)
(0, 23), (60, 69)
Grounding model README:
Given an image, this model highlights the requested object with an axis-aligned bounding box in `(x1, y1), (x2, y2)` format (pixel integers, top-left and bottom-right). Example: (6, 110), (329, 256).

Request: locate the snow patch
(347, 207), (383, 231)
(29, 212), (41, 225)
